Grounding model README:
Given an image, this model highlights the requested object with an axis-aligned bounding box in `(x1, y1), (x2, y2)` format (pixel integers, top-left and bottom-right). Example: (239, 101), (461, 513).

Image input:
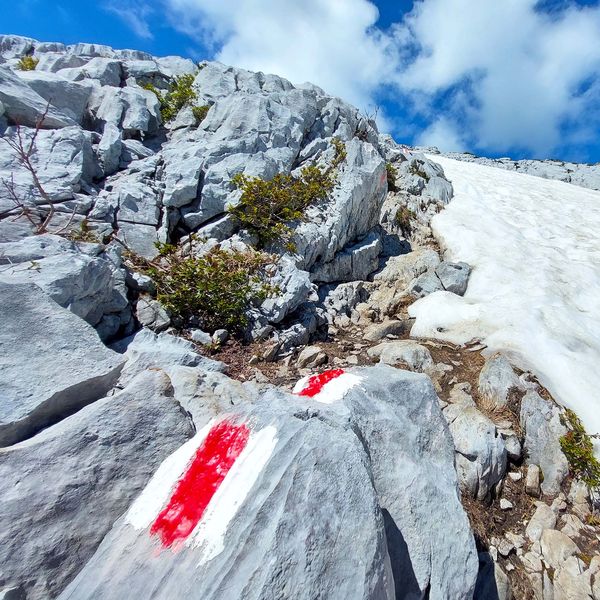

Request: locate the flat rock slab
(0, 370), (195, 600)
(0, 280), (124, 446)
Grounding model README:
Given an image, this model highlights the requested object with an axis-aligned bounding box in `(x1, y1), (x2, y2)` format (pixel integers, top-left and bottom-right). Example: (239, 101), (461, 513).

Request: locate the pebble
(500, 499), (514, 510)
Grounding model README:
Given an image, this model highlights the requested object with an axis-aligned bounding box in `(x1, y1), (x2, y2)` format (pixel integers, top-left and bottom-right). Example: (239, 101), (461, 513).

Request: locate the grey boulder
(0, 370), (194, 599)
(15, 70), (93, 124)
(478, 353), (524, 409)
(0, 65), (76, 128)
(435, 261), (471, 296)
(444, 403), (508, 501)
(58, 389), (395, 600)
(0, 280), (124, 446)
(520, 390), (569, 495)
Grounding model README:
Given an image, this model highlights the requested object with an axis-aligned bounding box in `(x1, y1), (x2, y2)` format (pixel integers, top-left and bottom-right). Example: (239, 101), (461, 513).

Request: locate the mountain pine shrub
(17, 56), (39, 71)
(136, 240), (278, 334)
(228, 138), (347, 250)
(560, 409), (600, 490)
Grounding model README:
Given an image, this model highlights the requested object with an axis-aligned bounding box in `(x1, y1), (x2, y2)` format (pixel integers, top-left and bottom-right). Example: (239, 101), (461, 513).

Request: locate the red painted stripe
(150, 420), (250, 548)
(296, 369), (345, 397)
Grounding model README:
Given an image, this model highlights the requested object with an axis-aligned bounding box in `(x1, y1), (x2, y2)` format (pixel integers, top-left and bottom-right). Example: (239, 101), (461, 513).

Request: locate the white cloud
(397, 0), (600, 156)
(416, 117), (466, 152)
(162, 0), (600, 158)
(106, 1), (154, 40)
(163, 0), (399, 112)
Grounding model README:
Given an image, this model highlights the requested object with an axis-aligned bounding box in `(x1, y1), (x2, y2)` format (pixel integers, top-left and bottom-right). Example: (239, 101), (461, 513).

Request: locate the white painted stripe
(186, 425), (278, 565)
(293, 373), (363, 404)
(292, 375), (311, 394)
(125, 420), (215, 531)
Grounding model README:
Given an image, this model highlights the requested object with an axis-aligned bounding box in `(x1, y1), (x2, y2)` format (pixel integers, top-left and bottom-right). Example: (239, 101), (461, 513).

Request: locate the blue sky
(8, 0), (600, 163)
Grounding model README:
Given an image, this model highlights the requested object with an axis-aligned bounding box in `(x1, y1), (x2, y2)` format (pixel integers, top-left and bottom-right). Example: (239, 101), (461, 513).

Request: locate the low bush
(17, 56), (39, 71)
(144, 74), (208, 124)
(386, 162), (398, 191)
(395, 205), (416, 235)
(136, 241), (278, 333)
(228, 138), (346, 250)
(192, 104), (210, 123)
(560, 409), (600, 490)
(409, 160), (430, 182)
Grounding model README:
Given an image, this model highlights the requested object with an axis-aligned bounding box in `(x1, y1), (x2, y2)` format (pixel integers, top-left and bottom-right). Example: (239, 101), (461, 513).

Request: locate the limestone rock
(296, 345), (328, 369)
(526, 464), (542, 498)
(0, 65), (76, 128)
(444, 403), (507, 501)
(0, 280), (124, 446)
(478, 353), (523, 409)
(111, 328), (225, 387)
(367, 340), (435, 373)
(435, 261), (471, 296)
(0, 370), (194, 599)
(540, 529), (580, 570)
(363, 319), (409, 342)
(526, 503), (557, 542)
(135, 297), (170, 332)
(15, 70), (93, 124)
(520, 390), (569, 495)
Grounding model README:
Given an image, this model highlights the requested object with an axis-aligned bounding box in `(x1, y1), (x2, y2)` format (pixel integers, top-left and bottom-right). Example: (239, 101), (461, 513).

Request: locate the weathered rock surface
(444, 402), (508, 501)
(0, 65), (76, 128)
(0, 280), (124, 446)
(367, 339), (435, 374)
(0, 370), (194, 599)
(520, 390), (569, 496)
(58, 366), (477, 600)
(478, 353), (524, 409)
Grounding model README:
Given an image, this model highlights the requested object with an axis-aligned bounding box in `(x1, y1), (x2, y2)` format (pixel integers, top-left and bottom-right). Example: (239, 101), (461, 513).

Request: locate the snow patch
(410, 155), (600, 446)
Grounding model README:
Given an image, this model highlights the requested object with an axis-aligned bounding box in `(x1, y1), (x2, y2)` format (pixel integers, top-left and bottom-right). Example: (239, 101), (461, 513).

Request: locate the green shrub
(560, 409), (600, 490)
(66, 219), (101, 244)
(386, 162), (398, 191)
(409, 160), (430, 182)
(395, 205), (416, 235)
(142, 242), (278, 333)
(192, 104), (210, 123)
(144, 74), (207, 123)
(229, 139), (347, 250)
(17, 56), (39, 71)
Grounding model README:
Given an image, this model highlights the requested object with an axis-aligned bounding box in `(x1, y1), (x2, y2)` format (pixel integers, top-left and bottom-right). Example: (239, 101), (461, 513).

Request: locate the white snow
(410, 155), (600, 443)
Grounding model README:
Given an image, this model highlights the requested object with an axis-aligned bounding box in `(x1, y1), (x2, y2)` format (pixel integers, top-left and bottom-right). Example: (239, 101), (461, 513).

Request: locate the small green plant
(192, 105), (210, 123)
(67, 219), (101, 244)
(409, 160), (430, 182)
(560, 409), (600, 490)
(229, 139), (346, 250)
(395, 205), (416, 235)
(17, 56), (39, 71)
(144, 74), (207, 123)
(386, 162), (398, 192)
(140, 242), (278, 333)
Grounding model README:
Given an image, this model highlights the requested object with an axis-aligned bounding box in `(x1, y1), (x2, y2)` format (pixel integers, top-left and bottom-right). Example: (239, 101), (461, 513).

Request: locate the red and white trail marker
(125, 418), (278, 564)
(293, 368), (362, 404)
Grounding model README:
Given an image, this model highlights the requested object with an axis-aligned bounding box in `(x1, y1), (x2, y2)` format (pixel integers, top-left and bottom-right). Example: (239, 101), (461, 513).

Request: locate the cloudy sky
(12, 0), (600, 162)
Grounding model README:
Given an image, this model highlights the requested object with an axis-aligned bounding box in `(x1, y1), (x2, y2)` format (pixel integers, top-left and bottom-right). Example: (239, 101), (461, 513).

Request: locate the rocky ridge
(424, 148), (600, 192)
(0, 34), (598, 600)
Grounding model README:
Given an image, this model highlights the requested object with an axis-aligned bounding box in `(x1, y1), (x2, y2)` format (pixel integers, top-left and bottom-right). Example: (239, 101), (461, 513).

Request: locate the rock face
(58, 366), (477, 600)
(0, 370), (195, 600)
(520, 390), (569, 495)
(0, 280), (124, 446)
